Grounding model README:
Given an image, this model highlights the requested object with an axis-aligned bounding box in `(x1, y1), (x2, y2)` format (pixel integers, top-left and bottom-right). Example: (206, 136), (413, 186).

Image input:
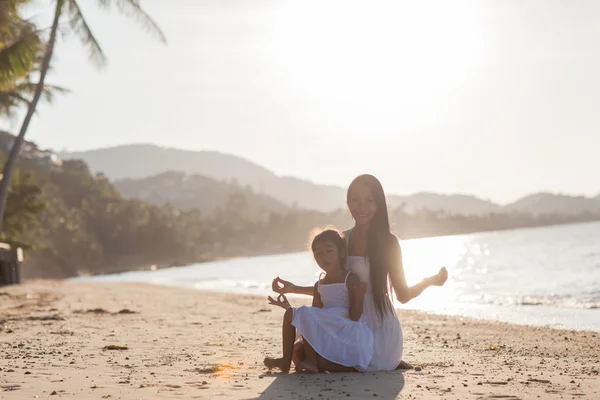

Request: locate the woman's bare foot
(396, 360), (413, 370)
(263, 357), (290, 373)
(298, 360), (319, 373)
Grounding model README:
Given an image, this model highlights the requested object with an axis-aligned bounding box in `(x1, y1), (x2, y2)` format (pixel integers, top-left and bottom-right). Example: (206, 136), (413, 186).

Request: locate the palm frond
(64, 0), (107, 67)
(0, 24), (41, 86)
(94, 0), (166, 44)
(0, 1), (26, 34)
(14, 81), (69, 94)
(0, 88), (29, 120)
(0, 80), (69, 119)
(13, 81), (70, 99)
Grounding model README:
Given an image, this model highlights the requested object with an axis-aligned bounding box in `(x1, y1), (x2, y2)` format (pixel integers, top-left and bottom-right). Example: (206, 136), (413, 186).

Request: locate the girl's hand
(272, 277), (296, 294)
(267, 294), (292, 310)
(348, 281), (368, 296)
(430, 267), (448, 286)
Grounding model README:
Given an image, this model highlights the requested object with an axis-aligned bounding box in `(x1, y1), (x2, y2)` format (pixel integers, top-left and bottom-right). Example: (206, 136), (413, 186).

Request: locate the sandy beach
(0, 281), (599, 399)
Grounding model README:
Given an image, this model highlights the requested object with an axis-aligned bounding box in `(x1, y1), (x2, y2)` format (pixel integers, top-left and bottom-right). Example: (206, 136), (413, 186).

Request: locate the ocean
(71, 221), (600, 331)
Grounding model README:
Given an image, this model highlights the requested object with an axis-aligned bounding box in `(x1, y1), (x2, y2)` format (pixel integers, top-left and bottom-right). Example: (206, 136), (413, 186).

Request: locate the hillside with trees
(3, 133), (600, 280)
(114, 171), (289, 220)
(62, 144), (600, 215)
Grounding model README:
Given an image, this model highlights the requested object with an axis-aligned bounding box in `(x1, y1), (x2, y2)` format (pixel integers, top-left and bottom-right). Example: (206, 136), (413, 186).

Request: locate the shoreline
(34, 219), (600, 280)
(1, 281), (599, 399)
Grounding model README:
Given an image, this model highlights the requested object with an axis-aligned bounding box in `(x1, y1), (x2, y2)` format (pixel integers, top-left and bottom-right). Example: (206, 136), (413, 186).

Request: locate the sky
(2, 0), (600, 204)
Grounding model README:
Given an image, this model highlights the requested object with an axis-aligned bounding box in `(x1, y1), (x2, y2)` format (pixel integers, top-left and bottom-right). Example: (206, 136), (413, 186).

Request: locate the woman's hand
(267, 294), (292, 310)
(430, 267), (448, 286)
(272, 277), (296, 294)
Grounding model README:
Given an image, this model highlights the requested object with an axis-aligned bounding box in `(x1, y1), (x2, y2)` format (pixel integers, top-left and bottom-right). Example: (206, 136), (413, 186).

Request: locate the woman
(271, 174), (448, 371)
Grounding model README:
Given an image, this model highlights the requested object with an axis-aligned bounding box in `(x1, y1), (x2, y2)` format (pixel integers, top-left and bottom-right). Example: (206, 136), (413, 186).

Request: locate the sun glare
(266, 0), (484, 134)
(398, 234), (468, 309)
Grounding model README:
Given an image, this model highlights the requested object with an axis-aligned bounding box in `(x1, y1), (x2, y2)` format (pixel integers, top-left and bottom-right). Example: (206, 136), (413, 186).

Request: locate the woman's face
(313, 241), (343, 273)
(347, 183), (377, 227)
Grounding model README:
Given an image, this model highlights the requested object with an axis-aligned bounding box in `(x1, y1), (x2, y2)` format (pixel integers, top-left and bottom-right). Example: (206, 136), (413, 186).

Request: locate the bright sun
(266, 0), (484, 134)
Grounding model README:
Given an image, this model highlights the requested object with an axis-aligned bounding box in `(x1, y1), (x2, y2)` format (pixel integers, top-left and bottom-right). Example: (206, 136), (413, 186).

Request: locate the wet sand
(1, 281), (599, 399)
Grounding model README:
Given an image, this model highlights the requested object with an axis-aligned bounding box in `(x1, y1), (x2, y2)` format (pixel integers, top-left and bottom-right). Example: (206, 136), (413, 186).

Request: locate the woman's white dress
(291, 272), (374, 371)
(344, 231), (404, 371)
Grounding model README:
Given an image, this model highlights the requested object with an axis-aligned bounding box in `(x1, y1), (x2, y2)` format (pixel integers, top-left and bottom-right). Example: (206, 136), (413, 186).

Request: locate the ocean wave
(473, 294), (600, 310)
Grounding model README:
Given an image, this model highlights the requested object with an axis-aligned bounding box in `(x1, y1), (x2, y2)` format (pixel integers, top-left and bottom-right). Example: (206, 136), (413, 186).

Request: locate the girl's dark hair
(347, 174), (395, 318)
(311, 228), (347, 267)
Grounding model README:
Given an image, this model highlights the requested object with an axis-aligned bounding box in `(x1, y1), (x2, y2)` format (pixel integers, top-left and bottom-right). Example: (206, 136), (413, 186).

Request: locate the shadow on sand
(250, 370), (406, 400)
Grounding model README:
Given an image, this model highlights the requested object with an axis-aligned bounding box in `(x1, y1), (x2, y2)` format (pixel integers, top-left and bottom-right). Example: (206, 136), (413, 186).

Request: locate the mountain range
(61, 144), (600, 216)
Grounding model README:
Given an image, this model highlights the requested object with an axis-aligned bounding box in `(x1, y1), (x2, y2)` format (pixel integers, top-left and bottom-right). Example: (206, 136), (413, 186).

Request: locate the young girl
(264, 229), (373, 373)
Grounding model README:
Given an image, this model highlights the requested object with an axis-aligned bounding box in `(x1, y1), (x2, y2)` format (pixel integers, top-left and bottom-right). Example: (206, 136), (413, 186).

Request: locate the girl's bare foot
(263, 357), (290, 373)
(298, 360), (319, 373)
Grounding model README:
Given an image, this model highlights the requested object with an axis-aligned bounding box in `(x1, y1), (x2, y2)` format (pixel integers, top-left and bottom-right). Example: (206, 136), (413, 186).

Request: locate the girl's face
(313, 240), (343, 273)
(347, 183), (377, 227)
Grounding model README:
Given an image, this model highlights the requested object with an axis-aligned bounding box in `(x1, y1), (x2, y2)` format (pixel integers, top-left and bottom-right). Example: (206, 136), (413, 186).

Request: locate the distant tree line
(3, 150), (600, 279)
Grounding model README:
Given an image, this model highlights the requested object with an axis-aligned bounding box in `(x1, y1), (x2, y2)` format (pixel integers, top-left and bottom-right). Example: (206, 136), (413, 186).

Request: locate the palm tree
(0, 0), (41, 87)
(0, 0), (166, 234)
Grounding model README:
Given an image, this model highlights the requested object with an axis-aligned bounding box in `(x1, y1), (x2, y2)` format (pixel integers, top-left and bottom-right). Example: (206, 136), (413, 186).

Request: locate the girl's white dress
(291, 272), (374, 371)
(344, 230), (404, 371)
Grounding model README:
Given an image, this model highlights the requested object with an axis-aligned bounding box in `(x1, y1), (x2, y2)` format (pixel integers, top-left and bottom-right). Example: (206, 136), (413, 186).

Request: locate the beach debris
(488, 345), (505, 351)
(414, 366), (423, 372)
(103, 345), (128, 351)
(50, 330), (74, 336)
(24, 315), (64, 321)
(50, 391), (57, 395)
(527, 378), (551, 384)
(74, 308), (139, 315)
(190, 364), (238, 375)
(75, 308), (109, 314)
(116, 309), (138, 314)
(102, 395), (111, 399)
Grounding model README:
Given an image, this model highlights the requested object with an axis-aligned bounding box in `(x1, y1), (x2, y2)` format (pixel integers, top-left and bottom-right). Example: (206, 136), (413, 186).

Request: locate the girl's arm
(311, 282), (324, 308)
(388, 235), (448, 304)
(272, 277), (314, 296)
(346, 273), (367, 321)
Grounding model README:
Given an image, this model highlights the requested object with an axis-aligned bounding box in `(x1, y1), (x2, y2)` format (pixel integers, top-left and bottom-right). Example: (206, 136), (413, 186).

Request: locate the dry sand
(1, 281), (599, 399)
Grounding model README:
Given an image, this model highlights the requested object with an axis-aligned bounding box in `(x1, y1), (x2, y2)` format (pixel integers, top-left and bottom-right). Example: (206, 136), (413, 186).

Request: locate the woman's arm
(272, 277), (314, 296)
(311, 282), (324, 308)
(388, 236), (448, 304)
(346, 273), (367, 321)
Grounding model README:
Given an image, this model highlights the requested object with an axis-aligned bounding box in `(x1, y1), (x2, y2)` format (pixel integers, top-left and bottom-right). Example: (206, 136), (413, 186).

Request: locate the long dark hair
(347, 174), (395, 318)
(311, 228), (347, 268)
